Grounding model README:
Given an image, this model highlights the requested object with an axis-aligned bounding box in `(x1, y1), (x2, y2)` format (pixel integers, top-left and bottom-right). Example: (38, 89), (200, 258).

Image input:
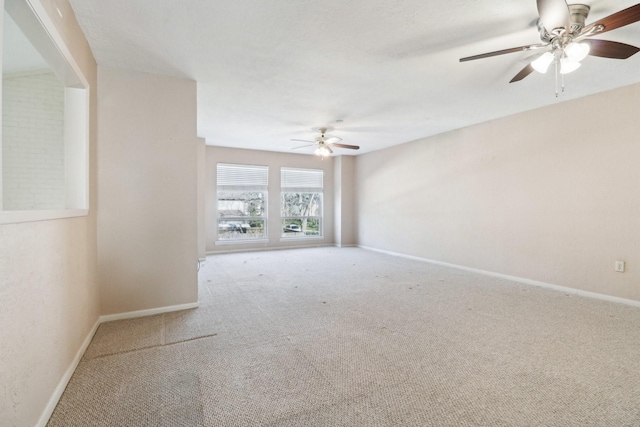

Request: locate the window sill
(0, 209), (89, 225)
(215, 238), (269, 246)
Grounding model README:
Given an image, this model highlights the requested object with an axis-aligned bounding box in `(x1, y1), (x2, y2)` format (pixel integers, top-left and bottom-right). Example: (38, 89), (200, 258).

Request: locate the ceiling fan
(291, 128), (360, 157)
(460, 1), (640, 94)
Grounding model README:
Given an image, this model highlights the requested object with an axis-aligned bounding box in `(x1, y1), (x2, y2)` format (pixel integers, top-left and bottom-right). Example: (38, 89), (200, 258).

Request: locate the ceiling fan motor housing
(539, 4), (590, 41)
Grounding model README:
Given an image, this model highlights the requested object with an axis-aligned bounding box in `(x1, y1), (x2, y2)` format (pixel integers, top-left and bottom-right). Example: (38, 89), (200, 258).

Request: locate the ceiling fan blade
(291, 139), (315, 143)
(331, 143), (360, 150)
(582, 4), (640, 36)
(292, 143), (315, 150)
(509, 64), (536, 83)
(326, 146), (333, 154)
(460, 43), (548, 62)
(586, 39), (640, 59)
(324, 136), (343, 144)
(537, 0), (570, 32)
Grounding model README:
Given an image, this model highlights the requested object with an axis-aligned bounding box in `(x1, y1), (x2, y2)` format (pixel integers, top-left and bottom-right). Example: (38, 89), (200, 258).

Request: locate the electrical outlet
(615, 261), (625, 273)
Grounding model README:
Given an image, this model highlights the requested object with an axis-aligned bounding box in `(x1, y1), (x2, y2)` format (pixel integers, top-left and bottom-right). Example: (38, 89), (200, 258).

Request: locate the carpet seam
(85, 333), (220, 360)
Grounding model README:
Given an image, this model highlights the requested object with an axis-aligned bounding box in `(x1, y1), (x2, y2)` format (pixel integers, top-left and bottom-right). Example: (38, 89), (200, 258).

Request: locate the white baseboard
(100, 301), (200, 323)
(359, 245), (640, 309)
(37, 301), (200, 426)
(35, 318), (101, 427)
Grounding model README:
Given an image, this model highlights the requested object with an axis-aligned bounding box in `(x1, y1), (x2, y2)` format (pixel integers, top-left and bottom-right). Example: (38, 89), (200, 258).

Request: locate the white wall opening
(1, 0), (89, 223)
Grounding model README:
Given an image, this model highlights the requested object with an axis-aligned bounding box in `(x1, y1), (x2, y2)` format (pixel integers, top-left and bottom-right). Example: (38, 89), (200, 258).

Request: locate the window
(1, 0), (89, 223)
(281, 168), (323, 238)
(217, 163), (268, 241)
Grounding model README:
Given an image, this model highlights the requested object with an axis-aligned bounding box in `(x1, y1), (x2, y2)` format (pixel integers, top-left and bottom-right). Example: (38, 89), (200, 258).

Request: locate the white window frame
(280, 167), (324, 240)
(216, 163), (268, 244)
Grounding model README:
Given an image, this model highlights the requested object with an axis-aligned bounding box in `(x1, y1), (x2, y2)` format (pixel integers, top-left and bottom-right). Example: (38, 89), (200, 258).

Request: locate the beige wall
(197, 138), (206, 260)
(0, 1), (100, 426)
(356, 82), (640, 302)
(97, 67), (198, 314)
(334, 155), (356, 247)
(206, 146), (335, 253)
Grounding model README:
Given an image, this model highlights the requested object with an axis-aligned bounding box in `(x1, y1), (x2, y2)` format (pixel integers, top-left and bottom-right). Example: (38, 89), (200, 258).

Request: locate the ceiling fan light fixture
(531, 51), (555, 73)
(315, 145), (331, 157)
(565, 42), (590, 62)
(560, 57), (581, 74)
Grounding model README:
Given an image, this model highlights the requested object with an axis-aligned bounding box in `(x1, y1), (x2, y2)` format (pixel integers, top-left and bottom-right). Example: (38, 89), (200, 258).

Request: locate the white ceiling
(67, 0), (640, 155)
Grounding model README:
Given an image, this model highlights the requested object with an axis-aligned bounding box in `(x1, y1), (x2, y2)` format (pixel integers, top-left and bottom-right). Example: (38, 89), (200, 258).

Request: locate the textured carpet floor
(48, 247), (640, 426)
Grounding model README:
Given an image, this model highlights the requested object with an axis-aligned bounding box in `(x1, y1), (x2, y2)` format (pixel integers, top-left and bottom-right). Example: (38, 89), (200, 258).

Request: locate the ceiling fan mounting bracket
(568, 4), (590, 33)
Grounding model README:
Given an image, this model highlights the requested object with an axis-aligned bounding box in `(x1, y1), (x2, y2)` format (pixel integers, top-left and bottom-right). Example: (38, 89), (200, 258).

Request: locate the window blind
(217, 163), (268, 189)
(281, 168), (323, 191)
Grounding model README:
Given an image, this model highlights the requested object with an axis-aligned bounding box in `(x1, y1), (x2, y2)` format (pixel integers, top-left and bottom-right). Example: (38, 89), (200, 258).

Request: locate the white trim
(335, 243), (358, 248)
(359, 245), (640, 309)
(99, 302), (200, 323)
(35, 318), (100, 427)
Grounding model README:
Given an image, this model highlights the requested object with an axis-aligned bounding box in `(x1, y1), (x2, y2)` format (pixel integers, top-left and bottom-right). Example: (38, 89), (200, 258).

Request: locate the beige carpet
(48, 247), (640, 426)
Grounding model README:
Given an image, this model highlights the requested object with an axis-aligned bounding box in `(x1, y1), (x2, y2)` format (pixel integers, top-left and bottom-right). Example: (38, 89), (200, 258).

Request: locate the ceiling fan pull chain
(555, 59), (559, 97)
